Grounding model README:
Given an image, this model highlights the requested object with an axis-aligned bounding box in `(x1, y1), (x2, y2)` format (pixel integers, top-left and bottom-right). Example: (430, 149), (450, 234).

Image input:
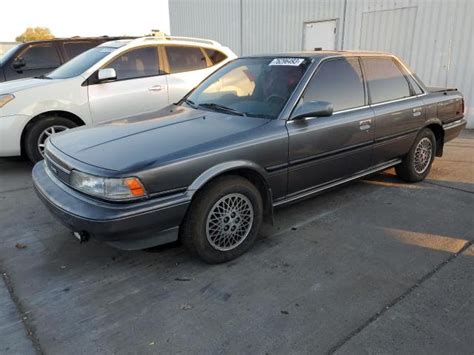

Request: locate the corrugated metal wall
(169, 0), (242, 54)
(169, 0), (473, 127)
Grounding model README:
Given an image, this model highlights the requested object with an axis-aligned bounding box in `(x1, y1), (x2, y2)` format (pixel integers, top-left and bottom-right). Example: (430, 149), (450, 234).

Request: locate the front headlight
(0, 94), (15, 108)
(69, 170), (146, 201)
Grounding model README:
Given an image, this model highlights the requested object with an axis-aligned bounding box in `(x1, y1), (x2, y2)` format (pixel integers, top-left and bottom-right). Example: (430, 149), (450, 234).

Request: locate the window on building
(298, 58), (365, 112)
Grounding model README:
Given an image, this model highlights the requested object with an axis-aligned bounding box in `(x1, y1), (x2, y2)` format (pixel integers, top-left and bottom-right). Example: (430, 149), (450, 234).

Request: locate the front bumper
(32, 162), (190, 250)
(443, 118), (467, 143)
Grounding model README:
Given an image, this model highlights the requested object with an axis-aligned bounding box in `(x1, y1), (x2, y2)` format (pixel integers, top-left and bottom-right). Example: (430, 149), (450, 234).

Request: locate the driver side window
(106, 46), (159, 81)
(298, 58), (365, 112)
(18, 43), (61, 70)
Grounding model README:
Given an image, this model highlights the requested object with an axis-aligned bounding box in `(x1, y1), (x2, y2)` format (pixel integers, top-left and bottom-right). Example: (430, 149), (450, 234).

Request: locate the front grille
(44, 152), (71, 185)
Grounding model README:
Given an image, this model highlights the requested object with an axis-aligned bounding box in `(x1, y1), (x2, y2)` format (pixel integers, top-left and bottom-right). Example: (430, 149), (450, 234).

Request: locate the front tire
(24, 116), (78, 163)
(181, 175), (263, 264)
(396, 128), (436, 182)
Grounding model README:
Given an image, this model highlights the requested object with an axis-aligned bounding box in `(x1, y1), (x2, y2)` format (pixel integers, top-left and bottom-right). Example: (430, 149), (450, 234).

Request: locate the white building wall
(170, 0), (474, 127)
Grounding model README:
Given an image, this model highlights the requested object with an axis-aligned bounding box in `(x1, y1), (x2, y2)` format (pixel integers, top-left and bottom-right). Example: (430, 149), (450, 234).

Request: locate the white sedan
(0, 36), (236, 162)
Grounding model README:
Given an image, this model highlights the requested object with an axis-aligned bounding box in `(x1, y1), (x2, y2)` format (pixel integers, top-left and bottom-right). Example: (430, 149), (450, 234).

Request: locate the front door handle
(149, 85), (164, 92)
(359, 119), (372, 131)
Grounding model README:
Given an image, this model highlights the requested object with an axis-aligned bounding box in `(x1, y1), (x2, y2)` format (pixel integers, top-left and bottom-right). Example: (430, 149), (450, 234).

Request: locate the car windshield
(47, 46), (116, 79)
(187, 57), (310, 119)
(0, 44), (21, 64)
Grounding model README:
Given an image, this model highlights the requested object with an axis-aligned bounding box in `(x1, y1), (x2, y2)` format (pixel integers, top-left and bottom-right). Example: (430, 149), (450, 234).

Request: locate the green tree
(16, 27), (54, 43)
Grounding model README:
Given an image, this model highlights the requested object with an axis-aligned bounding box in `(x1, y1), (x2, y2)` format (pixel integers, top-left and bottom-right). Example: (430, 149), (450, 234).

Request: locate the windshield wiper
(183, 98), (198, 109)
(198, 103), (247, 117)
(35, 74), (52, 80)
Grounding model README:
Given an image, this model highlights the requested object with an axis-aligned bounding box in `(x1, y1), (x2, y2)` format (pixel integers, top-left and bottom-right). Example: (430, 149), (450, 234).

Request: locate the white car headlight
(69, 170), (146, 200)
(0, 94), (15, 108)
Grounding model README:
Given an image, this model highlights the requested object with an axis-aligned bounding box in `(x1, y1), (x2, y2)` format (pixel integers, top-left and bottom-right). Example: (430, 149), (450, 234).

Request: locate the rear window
(204, 48), (227, 65)
(165, 46), (207, 73)
(363, 57), (412, 104)
(63, 41), (97, 60)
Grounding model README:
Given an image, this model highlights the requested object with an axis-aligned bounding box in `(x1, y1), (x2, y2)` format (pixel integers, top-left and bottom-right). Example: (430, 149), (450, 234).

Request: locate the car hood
(0, 77), (64, 94)
(50, 105), (271, 172)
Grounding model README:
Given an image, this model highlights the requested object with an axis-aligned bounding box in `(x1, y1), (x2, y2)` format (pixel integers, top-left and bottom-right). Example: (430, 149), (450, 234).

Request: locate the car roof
(18, 36), (136, 45)
(101, 36), (227, 50)
(243, 50), (392, 59)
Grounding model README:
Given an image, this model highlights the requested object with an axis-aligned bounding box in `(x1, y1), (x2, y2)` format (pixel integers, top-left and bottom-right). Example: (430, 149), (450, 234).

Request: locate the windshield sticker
(269, 58), (305, 66)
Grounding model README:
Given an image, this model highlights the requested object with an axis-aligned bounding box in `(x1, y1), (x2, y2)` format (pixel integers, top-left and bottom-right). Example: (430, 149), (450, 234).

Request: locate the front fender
(188, 160), (269, 192)
(187, 160), (274, 223)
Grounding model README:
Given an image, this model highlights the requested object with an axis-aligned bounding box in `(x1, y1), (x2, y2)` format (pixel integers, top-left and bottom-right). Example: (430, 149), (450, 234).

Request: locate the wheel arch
(20, 110), (86, 155)
(188, 161), (274, 223)
(422, 119), (444, 157)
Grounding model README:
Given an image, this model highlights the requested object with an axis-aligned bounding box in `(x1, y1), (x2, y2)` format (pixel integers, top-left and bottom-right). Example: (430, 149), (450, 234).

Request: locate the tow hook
(73, 231), (89, 243)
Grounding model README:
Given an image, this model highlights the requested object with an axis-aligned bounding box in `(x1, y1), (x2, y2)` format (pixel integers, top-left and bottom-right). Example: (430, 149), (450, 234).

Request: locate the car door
(361, 56), (426, 165)
(88, 45), (168, 123)
(286, 57), (374, 195)
(162, 45), (219, 103)
(5, 42), (62, 80)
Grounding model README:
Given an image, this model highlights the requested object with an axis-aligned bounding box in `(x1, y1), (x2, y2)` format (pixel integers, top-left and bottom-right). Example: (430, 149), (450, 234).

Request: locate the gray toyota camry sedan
(33, 51), (466, 263)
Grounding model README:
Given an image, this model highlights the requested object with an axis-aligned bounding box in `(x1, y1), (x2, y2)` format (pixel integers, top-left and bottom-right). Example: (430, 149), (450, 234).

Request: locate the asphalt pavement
(0, 131), (472, 354)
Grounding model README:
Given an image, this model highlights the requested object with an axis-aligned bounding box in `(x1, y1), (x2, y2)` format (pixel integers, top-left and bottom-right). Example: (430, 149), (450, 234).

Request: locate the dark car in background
(33, 51), (466, 264)
(0, 36), (134, 82)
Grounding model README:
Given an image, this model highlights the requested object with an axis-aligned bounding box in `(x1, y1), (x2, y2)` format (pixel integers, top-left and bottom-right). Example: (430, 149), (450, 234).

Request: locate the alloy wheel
(206, 193), (254, 251)
(414, 137), (432, 174)
(37, 125), (69, 156)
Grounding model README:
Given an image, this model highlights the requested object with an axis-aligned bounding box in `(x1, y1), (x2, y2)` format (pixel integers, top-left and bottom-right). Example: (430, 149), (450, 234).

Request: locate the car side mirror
(97, 68), (117, 82)
(12, 58), (26, 70)
(291, 100), (333, 120)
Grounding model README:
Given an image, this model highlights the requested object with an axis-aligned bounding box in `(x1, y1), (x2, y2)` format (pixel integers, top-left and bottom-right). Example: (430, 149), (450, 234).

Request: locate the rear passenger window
(363, 57), (411, 104)
(106, 46), (159, 80)
(165, 46), (207, 73)
(19, 44), (60, 69)
(63, 42), (97, 60)
(298, 58), (365, 112)
(407, 74), (424, 95)
(204, 48), (227, 65)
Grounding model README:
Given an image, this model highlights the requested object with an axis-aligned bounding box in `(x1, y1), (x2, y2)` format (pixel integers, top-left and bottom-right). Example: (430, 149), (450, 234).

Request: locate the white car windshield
(187, 57), (310, 119)
(47, 47), (116, 79)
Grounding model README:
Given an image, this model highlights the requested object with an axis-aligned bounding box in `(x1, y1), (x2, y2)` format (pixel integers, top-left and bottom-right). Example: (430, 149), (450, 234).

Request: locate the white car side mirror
(98, 68), (117, 82)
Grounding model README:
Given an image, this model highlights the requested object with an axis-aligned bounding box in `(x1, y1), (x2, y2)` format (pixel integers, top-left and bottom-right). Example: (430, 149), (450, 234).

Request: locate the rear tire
(181, 175), (263, 264)
(396, 128), (436, 182)
(24, 116), (77, 163)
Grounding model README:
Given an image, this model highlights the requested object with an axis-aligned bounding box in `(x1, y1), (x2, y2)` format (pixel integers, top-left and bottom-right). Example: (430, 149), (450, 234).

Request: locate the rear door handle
(149, 85), (164, 92)
(359, 119), (372, 130)
(413, 107), (422, 117)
